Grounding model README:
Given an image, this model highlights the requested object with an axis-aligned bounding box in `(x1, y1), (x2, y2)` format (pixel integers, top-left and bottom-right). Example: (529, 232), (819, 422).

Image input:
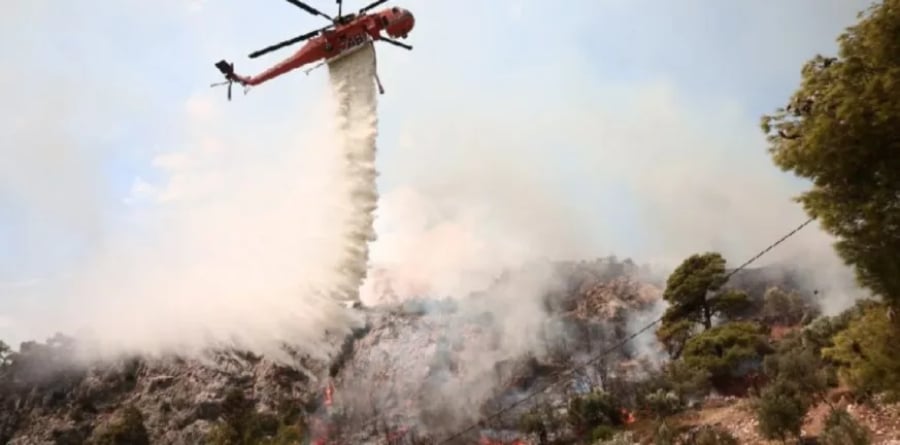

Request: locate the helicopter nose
(395, 10), (414, 36)
(404, 11), (415, 32)
(386, 9), (415, 38)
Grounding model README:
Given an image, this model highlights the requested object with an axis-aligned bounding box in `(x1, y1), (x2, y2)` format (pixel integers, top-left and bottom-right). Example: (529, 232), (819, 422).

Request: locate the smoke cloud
(359, 81), (864, 315)
(1, 44), (391, 364)
(337, 261), (574, 436)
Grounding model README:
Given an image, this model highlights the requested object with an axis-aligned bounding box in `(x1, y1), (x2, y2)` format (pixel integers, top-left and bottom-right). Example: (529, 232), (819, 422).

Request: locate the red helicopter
(212, 0), (415, 100)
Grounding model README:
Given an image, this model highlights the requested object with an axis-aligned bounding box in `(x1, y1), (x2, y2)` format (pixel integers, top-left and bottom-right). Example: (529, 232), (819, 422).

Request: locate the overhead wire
(433, 216), (818, 444)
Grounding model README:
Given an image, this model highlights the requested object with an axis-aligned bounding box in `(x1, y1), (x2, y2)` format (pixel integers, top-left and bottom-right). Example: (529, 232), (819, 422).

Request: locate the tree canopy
(822, 301), (900, 399)
(761, 0), (900, 306)
(681, 321), (771, 388)
(656, 252), (750, 358)
(661, 253), (747, 326)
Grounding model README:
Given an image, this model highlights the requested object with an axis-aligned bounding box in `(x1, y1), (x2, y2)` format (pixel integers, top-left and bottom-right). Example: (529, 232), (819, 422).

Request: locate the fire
(310, 416), (332, 445)
(621, 408), (636, 425)
(325, 381), (334, 407)
(311, 382), (336, 445)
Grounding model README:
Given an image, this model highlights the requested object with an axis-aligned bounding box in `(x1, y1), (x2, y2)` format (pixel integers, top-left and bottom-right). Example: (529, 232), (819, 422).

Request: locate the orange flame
(312, 383), (335, 445)
(621, 408), (636, 425)
(325, 381), (334, 407)
(310, 417), (330, 445)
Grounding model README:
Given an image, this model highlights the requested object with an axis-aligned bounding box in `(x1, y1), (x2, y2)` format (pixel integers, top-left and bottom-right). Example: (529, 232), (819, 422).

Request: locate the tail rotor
(211, 60), (237, 101)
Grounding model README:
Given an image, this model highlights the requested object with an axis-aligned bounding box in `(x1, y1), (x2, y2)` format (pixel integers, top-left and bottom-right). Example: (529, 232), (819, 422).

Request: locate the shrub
(567, 391), (623, 436)
(206, 389), (281, 445)
(822, 303), (900, 400)
(590, 425), (616, 442)
(635, 360), (710, 417)
(643, 389), (682, 419)
(752, 380), (807, 442)
(681, 321), (771, 390)
(760, 287), (819, 326)
(762, 340), (831, 406)
(820, 408), (871, 445)
(91, 405), (150, 445)
(684, 425), (738, 445)
(258, 424), (305, 445)
(519, 411), (545, 434)
(596, 431), (636, 445)
(519, 406), (556, 436)
(802, 299), (877, 353)
(653, 421), (677, 445)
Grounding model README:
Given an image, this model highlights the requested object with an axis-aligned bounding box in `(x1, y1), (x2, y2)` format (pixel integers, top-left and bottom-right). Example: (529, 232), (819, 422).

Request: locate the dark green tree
(656, 253), (749, 358)
(680, 321), (771, 389)
(761, 0), (900, 308)
(661, 253), (748, 330)
(822, 302), (900, 399)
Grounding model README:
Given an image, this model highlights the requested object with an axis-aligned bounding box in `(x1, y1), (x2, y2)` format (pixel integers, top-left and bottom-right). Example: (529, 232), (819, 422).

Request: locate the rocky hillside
(0, 258), (658, 444)
(0, 258), (875, 444)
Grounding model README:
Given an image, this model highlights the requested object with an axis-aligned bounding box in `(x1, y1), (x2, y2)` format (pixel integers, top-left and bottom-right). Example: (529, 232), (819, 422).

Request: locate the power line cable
(435, 216), (817, 444)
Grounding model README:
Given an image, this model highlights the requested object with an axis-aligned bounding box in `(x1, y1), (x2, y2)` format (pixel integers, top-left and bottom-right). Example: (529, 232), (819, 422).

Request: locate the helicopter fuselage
(237, 7), (414, 86)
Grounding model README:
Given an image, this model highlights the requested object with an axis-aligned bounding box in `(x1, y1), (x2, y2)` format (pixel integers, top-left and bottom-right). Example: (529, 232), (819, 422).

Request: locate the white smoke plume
(335, 261), (575, 436)
(1, 45), (390, 365)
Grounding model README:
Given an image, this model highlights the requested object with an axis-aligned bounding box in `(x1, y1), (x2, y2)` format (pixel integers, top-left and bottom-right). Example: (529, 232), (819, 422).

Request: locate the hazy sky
(0, 0), (876, 346)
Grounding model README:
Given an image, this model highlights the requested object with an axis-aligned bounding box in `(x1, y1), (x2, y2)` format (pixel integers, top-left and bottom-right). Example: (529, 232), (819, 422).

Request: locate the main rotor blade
(283, 0), (333, 20)
(248, 26), (330, 58)
(359, 0), (389, 13)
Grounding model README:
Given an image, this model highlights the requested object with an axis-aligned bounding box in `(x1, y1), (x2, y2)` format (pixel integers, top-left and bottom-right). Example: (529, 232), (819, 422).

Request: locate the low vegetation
(205, 388), (306, 445)
(90, 405), (150, 445)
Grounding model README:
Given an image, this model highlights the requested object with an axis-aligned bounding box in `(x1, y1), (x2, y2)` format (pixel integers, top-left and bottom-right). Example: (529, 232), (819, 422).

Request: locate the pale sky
(0, 0), (876, 346)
